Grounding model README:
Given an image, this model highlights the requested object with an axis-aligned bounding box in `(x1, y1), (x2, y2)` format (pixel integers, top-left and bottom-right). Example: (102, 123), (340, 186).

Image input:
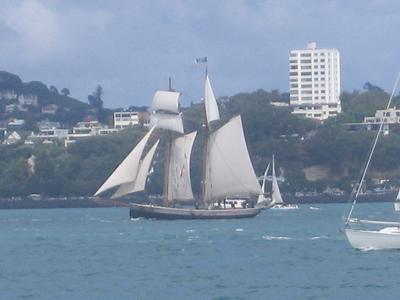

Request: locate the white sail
(111, 140), (159, 199)
(151, 91), (180, 114)
(94, 127), (154, 196)
(204, 115), (261, 202)
(261, 162), (271, 194)
(205, 75), (220, 124)
(167, 131), (197, 201)
(271, 156), (284, 205)
(394, 188), (400, 211)
(150, 113), (184, 134)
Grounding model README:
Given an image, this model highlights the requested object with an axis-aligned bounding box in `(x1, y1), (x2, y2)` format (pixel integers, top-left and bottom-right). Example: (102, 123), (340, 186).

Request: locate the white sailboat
(94, 72), (262, 219)
(256, 162), (271, 207)
(270, 155), (298, 210)
(344, 75), (400, 250)
(394, 189), (400, 211)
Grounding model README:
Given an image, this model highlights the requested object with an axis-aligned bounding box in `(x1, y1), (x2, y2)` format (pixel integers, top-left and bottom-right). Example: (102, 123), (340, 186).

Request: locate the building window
(290, 65), (298, 69)
(300, 53), (311, 57)
(301, 72), (312, 76)
(301, 84), (312, 88)
(291, 83), (298, 88)
(300, 59), (312, 63)
(290, 72), (298, 76)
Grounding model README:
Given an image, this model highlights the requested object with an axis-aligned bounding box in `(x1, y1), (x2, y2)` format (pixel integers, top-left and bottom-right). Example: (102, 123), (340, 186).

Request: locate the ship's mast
(201, 67), (209, 208)
(163, 77), (173, 207)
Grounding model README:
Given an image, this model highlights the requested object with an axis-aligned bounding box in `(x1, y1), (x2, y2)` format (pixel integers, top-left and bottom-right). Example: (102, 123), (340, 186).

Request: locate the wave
(309, 235), (329, 240)
(235, 228), (244, 232)
(309, 206), (320, 210)
(262, 235), (294, 240)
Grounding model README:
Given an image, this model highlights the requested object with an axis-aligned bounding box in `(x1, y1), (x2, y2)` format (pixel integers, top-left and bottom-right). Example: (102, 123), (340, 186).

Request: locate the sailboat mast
(201, 68), (210, 207)
(345, 74), (400, 224)
(163, 78), (174, 207)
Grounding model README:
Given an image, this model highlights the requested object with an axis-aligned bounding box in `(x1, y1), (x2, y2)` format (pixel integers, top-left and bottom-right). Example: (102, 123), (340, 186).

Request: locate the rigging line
(345, 73), (400, 225)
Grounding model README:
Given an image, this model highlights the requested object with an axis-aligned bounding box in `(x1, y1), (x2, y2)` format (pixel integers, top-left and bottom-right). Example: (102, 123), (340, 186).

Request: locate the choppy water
(1, 203), (400, 299)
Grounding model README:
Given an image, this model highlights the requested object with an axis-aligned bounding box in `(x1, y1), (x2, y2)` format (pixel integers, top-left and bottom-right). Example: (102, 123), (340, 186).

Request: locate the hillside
(0, 71), (113, 130)
(0, 85), (399, 198)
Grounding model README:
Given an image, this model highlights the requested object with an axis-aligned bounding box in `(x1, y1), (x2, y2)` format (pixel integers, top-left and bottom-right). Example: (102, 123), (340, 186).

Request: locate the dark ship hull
(129, 203), (261, 220)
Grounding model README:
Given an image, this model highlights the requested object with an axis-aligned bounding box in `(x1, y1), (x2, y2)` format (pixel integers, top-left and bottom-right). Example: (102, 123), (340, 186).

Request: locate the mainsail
(204, 115), (261, 202)
(166, 131), (197, 201)
(204, 75), (220, 124)
(271, 156), (284, 205)
(111, 140), (160, 199)
(94, 127), (154, 196)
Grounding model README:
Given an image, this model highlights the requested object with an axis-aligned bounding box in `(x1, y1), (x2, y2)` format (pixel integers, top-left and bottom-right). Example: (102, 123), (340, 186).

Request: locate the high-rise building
(289, 42), (341, 120)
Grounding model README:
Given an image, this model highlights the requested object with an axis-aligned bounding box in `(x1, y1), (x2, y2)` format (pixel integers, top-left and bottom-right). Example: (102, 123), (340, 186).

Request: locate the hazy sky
(0, 0), (398, 108)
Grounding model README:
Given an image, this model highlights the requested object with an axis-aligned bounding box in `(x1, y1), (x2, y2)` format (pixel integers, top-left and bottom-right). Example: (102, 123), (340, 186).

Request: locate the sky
(0, 0), (399, 108)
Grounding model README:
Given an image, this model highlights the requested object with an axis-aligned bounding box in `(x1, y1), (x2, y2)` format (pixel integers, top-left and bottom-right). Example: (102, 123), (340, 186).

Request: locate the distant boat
(344, 75), (400, 250)
(256, 155), (298, 209)
(394, 189), (400, 211)
(95, 71), (262, 220)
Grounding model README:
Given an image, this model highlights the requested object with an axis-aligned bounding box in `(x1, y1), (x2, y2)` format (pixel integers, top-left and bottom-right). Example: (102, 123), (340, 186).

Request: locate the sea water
(1, 203), (400, 300)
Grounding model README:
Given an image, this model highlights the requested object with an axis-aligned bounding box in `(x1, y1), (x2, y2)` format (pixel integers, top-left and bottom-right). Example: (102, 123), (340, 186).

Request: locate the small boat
(270, 156), (298, 209)
(344, 75), (400, 250)
(394, 189), (400, 211)
(95, 67), (262, 220)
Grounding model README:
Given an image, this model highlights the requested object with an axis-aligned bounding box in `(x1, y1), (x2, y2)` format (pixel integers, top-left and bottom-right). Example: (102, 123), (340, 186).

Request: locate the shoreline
(0, 191), (396, 209)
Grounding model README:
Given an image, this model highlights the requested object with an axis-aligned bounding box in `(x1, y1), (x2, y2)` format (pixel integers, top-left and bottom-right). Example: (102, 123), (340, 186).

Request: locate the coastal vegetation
(1, 75), (400, 198)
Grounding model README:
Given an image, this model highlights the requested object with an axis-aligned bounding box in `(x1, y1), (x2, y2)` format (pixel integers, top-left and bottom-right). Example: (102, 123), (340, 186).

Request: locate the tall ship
(94, 72), (262, 219)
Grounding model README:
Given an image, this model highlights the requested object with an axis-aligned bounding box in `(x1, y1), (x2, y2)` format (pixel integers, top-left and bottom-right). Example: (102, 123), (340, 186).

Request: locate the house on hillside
(6, 119), (25, 130)
(18, 94), (38, 106)
(5, 103), (19, 113)
(3, 131), (21, 145)
(0, 90), (18, 101)
(41, 104), (58, 114)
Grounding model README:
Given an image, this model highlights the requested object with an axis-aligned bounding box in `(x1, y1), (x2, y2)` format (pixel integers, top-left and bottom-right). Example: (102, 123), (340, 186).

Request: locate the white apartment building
(114, 111), (140, 129)
(289, 42), (341, 120)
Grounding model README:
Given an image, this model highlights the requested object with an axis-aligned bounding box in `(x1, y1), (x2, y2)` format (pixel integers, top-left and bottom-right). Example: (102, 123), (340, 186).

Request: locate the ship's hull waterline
(129, 203), (261, 220)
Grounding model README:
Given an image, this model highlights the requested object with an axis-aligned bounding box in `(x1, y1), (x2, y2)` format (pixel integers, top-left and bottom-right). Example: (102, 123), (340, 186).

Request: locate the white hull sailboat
(344, 75), (400, 250)
(345, 221), (400, 250)
(394, 189), (400, 211)
(95, 68), (262, 220)
(257, 155), (298, 209)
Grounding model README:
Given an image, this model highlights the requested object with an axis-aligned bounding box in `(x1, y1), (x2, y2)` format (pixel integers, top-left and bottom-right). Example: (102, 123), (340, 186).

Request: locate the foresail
(150, 113), (184, 134)
(151, 91), (180, 114)
(111, 140), (159, 199)
(94, 127), (154, 196)
(204, 116), (261, 202)
(261, 162), (270, 194)
(396, 188), (400, 201)
(271, 157), (284, 204)
(205, 75), (220, 124)
(167, 131), (197, 201)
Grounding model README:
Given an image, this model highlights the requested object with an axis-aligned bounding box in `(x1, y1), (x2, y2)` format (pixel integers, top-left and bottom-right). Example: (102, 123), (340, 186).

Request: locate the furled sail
(271, 156), (284, 205)
(204, 115), (261, 202)
(111, 140), (160, 199)
(166, 131), (197, 201)
(94, 127), (154, 196)
(205, 75), (220, 124)
(151, 91), (180, 114)
(150, 113), (184, 134)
